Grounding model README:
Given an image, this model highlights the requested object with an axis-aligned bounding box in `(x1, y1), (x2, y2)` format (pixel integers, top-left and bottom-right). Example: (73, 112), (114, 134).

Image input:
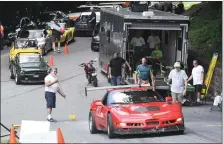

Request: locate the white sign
(20, 131), (57, 143)
(20, 120), (51, 143)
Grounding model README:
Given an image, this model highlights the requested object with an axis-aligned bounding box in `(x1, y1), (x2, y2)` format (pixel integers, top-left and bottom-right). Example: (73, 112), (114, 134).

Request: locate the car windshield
(15, 40), (38, 48)
(20, 31), (43, 39)
(80, 14), (90, 22)
(107, 90), (164, 105)
(19, 54), (41, 63)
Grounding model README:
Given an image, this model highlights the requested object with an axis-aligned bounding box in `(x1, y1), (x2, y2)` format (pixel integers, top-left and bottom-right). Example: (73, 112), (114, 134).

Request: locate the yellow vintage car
(46, 22), (75, 45)
(9, 39), (42, 63)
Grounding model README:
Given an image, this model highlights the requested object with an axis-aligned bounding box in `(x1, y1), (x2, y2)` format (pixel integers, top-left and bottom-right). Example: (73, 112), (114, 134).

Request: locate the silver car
(11, 29), (53, 56)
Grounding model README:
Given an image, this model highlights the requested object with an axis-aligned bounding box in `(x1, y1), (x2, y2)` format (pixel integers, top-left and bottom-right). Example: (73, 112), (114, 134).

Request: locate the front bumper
(91, 41), (99, 50)
(19, 74), (47, 83)
(114, 124), (185, 135)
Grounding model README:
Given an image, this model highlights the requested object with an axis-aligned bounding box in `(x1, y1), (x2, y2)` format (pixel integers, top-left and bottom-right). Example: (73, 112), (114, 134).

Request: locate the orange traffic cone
(9, 127), (17, 144)
(64, 44), (68, 54)
(48, 55), (55, 66)
(57, 128), (65, 143)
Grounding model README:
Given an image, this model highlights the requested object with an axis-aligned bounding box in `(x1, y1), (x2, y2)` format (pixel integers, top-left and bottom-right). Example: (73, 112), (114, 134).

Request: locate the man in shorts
(167, 62), (188, 104)
(51, 21), (62, 53)
(187, 60), (204, 104)
(45, 68), (66, 122)
(134, 58), (155, 90)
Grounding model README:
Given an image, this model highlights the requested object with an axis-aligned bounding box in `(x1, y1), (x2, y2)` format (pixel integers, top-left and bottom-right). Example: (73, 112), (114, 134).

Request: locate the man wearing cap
(166, 62), (188, 104)
(44, 68), (66, 122)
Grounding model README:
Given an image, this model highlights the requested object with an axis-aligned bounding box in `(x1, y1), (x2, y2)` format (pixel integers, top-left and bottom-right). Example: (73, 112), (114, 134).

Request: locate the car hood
(111, 102), (182, 120)
(20, 62), (48, 71)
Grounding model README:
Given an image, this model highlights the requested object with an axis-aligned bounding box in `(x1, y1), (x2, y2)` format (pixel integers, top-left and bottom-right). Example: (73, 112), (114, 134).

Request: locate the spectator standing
(166, 62), (188, 104)
(108, 52), (132, 86)
(187, 60), (204, 104)
(147, 31), (161, 49)
(44, 68), (66, 122)
(89, 7), (96, 35)
(130, 32), (145, 48)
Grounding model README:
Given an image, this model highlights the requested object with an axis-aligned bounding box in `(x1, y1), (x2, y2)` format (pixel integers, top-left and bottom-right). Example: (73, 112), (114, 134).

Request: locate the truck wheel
(89, 111), (99, 134)
(107, 114), (116, 139)
(15, 73), (21, 85)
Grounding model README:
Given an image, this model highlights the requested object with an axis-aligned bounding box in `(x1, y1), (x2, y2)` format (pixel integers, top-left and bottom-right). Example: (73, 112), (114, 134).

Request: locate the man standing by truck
(108, 52), (132, 86)
(147, 31), (161, 49)
(187, 60), (204, 104)
(130, 32), (145, 48)
(166, 62), (188, 104)
(134, 57), (155, 90)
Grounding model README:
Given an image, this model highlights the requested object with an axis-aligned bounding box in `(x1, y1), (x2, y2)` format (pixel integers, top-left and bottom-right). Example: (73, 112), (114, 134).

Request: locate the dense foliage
(188, 2), (222, 63)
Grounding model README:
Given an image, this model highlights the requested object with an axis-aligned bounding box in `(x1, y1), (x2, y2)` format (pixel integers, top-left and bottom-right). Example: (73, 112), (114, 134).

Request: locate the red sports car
(88, 86), (185, 139)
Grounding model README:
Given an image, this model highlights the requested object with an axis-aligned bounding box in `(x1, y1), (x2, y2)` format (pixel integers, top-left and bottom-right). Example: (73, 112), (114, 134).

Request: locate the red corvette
(86, 85), (185, 139)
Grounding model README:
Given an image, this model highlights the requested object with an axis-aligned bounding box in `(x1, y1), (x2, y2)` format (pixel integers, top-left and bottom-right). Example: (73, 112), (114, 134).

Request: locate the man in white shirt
(167, 62), (188, 104)
(130, 32), (145, 48)
(147, 31), (161, 49)
(187, 60), (204, 104)
(45, 68), (66, 122)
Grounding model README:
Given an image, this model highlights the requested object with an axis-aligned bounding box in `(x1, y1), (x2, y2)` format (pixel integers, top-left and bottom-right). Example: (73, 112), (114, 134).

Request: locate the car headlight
(117, 123), (126, 126)
(20, 70), (25, 74)
(176, 118), (183, 122)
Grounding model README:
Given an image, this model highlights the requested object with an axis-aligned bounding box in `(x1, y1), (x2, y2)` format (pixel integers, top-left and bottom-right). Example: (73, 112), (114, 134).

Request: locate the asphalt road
(1, 37), (222, 143)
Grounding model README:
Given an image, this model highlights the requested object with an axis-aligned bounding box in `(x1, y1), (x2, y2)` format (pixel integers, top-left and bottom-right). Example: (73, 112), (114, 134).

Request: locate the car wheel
(178, 130), (184, 134)
(42, 46), (47, 56)
(93, 79), (98, 87)
(91, 42), (94, 51)
(107, 114), (116, 139)
(89, 111), (98, 134)
(10, 68), (14, 79)
(72, 32), (75, 42)
(15, 73), (21, 85)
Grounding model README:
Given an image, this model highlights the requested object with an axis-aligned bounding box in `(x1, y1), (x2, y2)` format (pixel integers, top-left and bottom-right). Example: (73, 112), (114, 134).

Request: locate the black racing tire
(107, 114), (116, 139)
(42, 46), (47, 56)
(93, 80), (98, 87)
(72, 32), (75, 42)
(89, 111), (99, 134)
(178, 130), (185, 135)
(10, 68), (14, 79)
(15, 73), (21, 85)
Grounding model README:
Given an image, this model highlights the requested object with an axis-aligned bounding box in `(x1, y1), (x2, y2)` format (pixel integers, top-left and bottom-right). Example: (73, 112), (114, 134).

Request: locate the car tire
(178, 130), (184, 134)
(72, 32), (75, 42)
(91, 42), (94, 51)
(10, 68), (14, 79)
(15, 73), (21, 85)
(89, 111), (99, 134)
(107, 114), (116, 139)
(42, 46), (47, 56)
(93, 79), (98, 87)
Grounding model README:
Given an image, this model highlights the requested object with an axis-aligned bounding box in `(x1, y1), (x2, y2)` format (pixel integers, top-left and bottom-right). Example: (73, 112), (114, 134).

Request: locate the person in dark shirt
(108, 52), (132, 86)
(89, 8), (96, 35)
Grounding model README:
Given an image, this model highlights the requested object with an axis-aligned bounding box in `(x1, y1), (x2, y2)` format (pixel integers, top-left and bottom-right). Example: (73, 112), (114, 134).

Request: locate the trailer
(99, 7), (190, 85)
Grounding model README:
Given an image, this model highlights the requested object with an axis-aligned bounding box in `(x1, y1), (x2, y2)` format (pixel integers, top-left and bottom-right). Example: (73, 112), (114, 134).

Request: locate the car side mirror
(166, 96), (172, 103)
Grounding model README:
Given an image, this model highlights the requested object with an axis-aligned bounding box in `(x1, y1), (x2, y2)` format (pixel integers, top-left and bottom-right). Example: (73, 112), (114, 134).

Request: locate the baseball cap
(174, 62), (181, 68)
